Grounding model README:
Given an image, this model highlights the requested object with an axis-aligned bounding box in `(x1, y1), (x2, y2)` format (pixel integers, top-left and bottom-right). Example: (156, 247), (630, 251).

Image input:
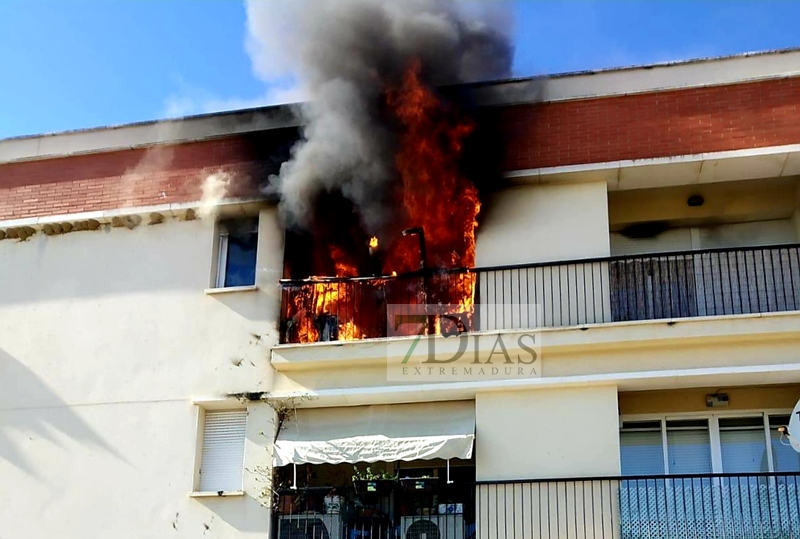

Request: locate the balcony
(279, 244), (800, 344)
(273, 472), (800, 539)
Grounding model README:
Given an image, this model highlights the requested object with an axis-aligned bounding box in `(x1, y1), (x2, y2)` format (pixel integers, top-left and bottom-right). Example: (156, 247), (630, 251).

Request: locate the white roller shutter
(666, 419), (712, 474)
(199, 410), (247, 492)
(620, 426), (665, 476)
(719, 417), (769, 473)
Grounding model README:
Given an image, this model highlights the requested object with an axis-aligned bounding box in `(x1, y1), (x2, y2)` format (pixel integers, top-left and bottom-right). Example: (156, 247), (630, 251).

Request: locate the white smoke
(198, 171), (233, 220)
(244, 0), (514, 230)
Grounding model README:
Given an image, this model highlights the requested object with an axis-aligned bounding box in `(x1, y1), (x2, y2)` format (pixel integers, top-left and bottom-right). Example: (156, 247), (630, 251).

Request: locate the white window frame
(190, 404), (248, 497)
(620, 408), (792, 475)
(215, 230), (231, 289)
(213, 218), (259, 289)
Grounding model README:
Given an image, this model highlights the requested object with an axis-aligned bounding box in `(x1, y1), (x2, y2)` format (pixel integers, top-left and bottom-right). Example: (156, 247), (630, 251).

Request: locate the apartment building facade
(2, 49), (800, 538)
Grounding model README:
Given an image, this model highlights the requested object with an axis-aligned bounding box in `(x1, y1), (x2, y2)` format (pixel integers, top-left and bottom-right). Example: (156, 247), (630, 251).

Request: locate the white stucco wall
(475, 385), (620, 481)
(473, 386), (621, 539)
(476, 181), (611, 267)
(0, 207), (283, 537)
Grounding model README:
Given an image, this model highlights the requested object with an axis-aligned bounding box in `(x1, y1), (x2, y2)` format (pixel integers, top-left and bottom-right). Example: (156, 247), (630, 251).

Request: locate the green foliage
(351, 465), (398, 483)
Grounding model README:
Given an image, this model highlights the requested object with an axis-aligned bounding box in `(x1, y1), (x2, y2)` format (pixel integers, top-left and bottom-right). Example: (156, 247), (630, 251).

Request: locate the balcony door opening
(273, 460), (476, 539)
(608, 178), (800, 323)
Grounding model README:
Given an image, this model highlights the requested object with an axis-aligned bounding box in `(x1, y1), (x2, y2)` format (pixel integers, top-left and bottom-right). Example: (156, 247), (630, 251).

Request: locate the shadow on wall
(207, 288), (280, 338)
(0, 348), (127, 477)
(195, 495), (271, 534)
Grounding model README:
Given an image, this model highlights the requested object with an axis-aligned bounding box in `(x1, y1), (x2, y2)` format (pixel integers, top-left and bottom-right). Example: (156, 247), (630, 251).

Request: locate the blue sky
(1, 1), (799, 139)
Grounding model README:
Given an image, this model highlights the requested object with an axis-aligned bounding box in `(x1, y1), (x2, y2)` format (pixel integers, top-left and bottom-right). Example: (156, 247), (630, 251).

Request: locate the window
(215, 218), (258, 288)
(620, 412), (797, 476)
(666, 419), (712, 474)
(719, 417), (769, 473)
(769, 414), (800, 472)
(620, 421), (664, 476)
(197, 410), (247, 493)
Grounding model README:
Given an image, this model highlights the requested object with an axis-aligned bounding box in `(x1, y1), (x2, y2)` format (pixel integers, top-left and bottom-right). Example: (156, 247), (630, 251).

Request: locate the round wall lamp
(687, 195), (705, 207)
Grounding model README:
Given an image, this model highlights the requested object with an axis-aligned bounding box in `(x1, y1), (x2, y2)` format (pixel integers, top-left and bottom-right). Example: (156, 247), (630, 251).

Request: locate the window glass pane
(621, 423), (665, 476)
(770, 415), (800, 472)
(223, 220), (258, 287)
(666, 419), (712, 474)
(719, 416), (769, 473)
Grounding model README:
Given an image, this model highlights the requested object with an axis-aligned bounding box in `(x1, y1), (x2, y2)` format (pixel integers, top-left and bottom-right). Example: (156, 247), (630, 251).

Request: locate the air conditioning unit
(278, 513), (342, 539)
(400, 514), (464, 539)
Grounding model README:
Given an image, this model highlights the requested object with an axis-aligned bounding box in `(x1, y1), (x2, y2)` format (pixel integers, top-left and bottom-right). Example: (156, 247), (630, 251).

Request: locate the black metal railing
(477, 473), (800, 539)
(273, 472), (800, 539)
(279, 244), (800, 344)
(273, 481), (476, 539)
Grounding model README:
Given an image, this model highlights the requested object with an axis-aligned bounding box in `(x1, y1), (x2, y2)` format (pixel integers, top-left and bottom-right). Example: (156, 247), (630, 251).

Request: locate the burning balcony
(279, 243), (800, 344)
(279, 268), (478, 344)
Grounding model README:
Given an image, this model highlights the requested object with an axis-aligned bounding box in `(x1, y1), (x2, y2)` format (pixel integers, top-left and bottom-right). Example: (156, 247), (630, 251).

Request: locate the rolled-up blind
(620, 421), (665, 476)
(199, 410), (247, 492)
(667, 419), (712, 474)
(719, 417), (769, 473)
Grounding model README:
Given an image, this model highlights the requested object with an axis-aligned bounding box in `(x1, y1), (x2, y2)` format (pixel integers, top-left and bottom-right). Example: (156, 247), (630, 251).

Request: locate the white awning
(273, 401), (475, 467)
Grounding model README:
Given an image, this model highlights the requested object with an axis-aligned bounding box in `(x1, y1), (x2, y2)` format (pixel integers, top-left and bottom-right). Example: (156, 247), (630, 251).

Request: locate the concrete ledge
(191, 397), (247, 411)
(271, 310), (800, 372)
(205, 285), (259, 296)
(0, 197), (269, 243)
(269, 362), (800, 409)
(188, 491), (245, 498)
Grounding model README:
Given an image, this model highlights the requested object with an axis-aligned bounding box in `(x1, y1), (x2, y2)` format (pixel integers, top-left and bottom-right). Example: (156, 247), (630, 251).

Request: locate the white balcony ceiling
(506, 143), (800, 191)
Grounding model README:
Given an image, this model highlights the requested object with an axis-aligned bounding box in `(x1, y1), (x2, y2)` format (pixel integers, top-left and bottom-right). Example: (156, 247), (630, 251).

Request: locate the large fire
(281, 61), (480, 344)
(383, 61), (480, 273)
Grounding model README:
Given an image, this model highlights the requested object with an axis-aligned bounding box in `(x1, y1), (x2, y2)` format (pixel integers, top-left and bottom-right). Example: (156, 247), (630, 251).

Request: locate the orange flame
(285, 60), (480, 343)
(383, 60), (479, 327)
(330, 246), (358, 278)
(384, 60), (480, 274)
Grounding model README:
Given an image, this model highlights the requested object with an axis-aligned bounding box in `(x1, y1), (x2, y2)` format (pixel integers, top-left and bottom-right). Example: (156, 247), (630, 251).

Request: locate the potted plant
(351, 465), (397, 495)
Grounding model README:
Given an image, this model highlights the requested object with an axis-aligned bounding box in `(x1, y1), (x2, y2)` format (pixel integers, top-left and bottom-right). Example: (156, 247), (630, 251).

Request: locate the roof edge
(3, 47), (800, 164)
(470, 47), (800, 107)
(467, 46), (800, 90)
(0, 104), (302, 166)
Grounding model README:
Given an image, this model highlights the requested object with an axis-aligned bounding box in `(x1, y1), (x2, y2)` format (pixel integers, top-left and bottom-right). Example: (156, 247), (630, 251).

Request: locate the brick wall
(497, 76), (800, 171)
(2, 77), (800, 221)
(0, 129), (296, 221)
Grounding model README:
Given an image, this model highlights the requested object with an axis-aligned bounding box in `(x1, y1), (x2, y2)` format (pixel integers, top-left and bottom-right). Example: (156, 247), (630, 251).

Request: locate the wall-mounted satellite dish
(784, 399), (800, 453)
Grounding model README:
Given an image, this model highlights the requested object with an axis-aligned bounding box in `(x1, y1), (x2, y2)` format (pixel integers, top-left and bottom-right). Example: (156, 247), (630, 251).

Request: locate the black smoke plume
(246, 0), (514, 233)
